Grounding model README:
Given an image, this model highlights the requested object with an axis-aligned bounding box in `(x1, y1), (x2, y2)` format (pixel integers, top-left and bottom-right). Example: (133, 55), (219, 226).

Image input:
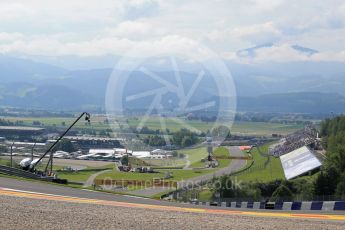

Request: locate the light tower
(206, 136), (213, 161)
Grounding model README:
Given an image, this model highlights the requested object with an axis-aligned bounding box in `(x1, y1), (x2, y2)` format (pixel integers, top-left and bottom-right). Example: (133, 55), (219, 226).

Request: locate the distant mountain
(228, 61), (345, 96)
(0, 56), (103, 110)
(1, 54), (345, 113)
(0, 55), (67, 83)
(0, 85), (101, 110)
(237, 92), (345, 113)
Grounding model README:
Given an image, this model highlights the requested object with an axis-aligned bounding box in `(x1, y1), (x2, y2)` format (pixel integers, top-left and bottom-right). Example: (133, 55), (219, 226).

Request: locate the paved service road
(83, 170), (112, 187)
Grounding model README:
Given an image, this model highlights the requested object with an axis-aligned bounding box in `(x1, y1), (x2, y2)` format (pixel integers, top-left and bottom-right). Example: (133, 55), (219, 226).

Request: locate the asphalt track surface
(1, 195), (344, 230)
(1, 177), (345, 219)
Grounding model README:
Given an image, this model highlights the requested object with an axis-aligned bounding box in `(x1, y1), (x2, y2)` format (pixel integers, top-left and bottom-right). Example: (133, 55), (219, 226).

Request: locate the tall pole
(44, 155), (51, 173)
(31, 142), (36, 161)
(125, 148), (130, 168)
(270, 157), (273, 180)
(50, 152), (53, 173)
(10, 142), (14, 168)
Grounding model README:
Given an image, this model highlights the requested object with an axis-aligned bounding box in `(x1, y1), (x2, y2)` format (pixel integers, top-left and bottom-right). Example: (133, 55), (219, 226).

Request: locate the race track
(1, 177), (345, 229)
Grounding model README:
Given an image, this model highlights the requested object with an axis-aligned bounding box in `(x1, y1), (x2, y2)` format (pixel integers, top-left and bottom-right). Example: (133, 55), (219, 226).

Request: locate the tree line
(314, 115), (345, 197)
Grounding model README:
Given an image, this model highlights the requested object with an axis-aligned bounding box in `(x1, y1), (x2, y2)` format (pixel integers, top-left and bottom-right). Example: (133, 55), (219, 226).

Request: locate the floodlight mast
(31, 112), (91, 171)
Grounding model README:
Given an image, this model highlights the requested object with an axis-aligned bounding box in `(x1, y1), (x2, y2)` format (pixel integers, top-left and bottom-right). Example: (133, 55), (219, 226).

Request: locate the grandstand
(269, 124), (319, 157)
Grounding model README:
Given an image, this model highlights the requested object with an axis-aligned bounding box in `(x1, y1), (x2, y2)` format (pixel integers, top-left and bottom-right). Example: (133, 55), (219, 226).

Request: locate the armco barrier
(190, 200), (345, 211)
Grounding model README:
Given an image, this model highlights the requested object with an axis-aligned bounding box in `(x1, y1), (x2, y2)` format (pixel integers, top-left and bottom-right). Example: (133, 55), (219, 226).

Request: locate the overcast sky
(0, 0), (345, 63)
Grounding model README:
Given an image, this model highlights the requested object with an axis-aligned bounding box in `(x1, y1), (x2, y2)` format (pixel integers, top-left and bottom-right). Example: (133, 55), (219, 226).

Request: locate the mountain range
(1, 44), (345, 113)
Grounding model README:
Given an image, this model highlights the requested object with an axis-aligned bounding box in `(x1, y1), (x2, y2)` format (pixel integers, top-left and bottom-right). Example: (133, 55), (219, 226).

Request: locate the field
(55, 163), (114, 182)
(213, 147), (231, 168)
(178, 146), (207, 168)
(95, 168), (216, 182)
(178, 146), (231, 169)
(235, 144), (285, 183)
(139, 158), (186, 168)
(58, 169), (107, 182)
(127, 117), (303, 135)
(0, 157), (12, 166)
(1, 115), (304, 136)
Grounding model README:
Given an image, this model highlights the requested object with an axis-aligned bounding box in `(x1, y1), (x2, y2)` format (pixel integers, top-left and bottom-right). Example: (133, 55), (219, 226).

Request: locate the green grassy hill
(235, 144), (285, 182)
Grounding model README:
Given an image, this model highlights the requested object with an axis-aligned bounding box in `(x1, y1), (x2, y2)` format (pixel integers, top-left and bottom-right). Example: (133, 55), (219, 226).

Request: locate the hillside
(1, 55), (345, 113)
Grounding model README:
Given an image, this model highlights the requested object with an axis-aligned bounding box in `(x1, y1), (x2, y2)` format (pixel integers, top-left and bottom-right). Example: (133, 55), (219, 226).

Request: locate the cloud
(104, 21), (158, 39)
(250, 0), (286, 12)
(0, 0), (345, 64)
(233, 22), (282, 44)
(0, 32), (23, 42)
(206, 22), (282, 45)
(0, 2), (34, 21)
(0, 34), (215, 61)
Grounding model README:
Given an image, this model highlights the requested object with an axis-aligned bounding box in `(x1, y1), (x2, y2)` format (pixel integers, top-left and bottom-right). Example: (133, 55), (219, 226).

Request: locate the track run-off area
(0, 178), (344, 223)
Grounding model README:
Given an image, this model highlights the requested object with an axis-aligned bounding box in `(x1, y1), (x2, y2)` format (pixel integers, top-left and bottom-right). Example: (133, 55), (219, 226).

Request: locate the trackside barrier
(236, 201), (242, 208)
(282, 202), (292, 210)
(291, 201), (302, 210)
(274, 201), (284, 210)
(190, 200), (345, 211)
(334, 201), (345, 211)
(301, 201), (312, 210)
(210, 202), (218, 206)
(265, 202), (275, 209)
(311, 201), (323, 210)
(322, 201), (335, 211)
(253, 202), (261, 209)
(0, 165), (53, 180)
(247, 201), (254, 209)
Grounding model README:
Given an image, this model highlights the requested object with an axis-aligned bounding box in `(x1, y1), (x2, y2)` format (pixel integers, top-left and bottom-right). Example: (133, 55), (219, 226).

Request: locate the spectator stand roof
(280, 146), (322, 180)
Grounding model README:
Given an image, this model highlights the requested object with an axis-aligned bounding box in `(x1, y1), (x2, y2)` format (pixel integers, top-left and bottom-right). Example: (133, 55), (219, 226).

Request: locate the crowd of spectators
(269, 125), (317, 157)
